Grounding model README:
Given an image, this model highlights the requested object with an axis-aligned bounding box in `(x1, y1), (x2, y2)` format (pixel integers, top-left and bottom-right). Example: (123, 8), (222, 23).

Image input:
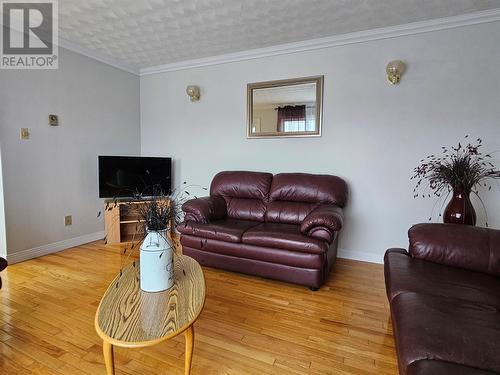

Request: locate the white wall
(140, 21), (500, 263)
(0, 48), (140, 260)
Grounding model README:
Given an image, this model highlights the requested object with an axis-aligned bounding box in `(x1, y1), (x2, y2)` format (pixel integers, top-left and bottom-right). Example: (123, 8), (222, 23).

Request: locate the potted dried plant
(103, 182), (202, 293)
(135, 186), (178, 292)
(412, 136), (500, 225)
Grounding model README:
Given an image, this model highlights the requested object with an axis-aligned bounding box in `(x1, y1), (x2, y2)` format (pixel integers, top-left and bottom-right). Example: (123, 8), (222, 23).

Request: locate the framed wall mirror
(247, 75), (323, 138)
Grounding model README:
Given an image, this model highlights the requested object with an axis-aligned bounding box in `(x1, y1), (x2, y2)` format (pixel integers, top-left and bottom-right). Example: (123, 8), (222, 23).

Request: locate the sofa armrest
(0, 257), (7, 290)
(383, 248), (410, 302)
(300, 205), (343, 242)
(409, 223), (500, 276)
(181, 196), (227, 223)
(384, 248), (410, 260)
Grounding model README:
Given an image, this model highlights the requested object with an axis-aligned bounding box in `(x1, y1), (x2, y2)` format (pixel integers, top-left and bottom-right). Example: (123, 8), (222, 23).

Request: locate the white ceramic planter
(140, 230), (174, 293)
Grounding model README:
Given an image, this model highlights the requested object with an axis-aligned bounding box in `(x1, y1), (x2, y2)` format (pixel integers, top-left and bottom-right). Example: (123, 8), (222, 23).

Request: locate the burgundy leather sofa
(178, 171), (348, 289)
(384, 223), (500, 375)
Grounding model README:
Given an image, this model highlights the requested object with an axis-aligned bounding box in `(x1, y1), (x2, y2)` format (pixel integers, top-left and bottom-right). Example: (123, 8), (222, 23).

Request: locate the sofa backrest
(210, 171), (347, 224)
(409, 223), (500, 276)
(266, 173), (348, 224)
(210, 171), (273, 222)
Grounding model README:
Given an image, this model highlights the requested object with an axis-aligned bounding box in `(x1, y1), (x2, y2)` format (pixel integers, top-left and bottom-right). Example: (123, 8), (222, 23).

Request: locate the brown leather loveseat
(178, 171), (348, 289)
(385, 223), (500, 375)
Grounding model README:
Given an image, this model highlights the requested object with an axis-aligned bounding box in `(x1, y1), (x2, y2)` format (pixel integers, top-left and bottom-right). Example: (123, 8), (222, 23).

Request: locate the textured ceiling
(58, 0), (500, 70)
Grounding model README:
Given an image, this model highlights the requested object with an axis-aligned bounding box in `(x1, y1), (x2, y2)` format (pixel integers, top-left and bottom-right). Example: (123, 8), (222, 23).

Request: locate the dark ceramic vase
(443, 187), (476, 225)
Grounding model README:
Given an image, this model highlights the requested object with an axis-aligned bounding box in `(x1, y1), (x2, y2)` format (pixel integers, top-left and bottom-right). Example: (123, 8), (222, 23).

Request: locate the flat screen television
(98, 156), (172, 198)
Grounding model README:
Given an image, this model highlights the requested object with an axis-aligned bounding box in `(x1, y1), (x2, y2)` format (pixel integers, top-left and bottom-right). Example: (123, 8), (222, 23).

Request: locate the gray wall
(140, 22), (500, 263)
(0, 148), (5, 258)
(0, 48), (140, 258)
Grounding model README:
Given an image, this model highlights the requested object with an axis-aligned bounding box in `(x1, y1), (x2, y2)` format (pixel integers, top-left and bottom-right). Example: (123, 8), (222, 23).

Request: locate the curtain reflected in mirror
(247, 76), (323, 138)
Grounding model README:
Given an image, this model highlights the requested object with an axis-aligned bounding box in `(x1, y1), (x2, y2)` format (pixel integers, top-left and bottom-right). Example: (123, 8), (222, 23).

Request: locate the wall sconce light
(386, 60), (406, 85)
(186, 85), (200, 102)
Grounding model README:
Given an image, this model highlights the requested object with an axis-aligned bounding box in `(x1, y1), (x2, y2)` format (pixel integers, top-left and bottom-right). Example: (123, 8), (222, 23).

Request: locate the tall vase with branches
(412, 136), (500, 226)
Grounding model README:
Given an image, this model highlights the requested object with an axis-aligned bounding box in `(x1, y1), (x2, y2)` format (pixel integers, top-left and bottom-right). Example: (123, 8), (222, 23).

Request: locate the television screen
(98, 156), (172, 198)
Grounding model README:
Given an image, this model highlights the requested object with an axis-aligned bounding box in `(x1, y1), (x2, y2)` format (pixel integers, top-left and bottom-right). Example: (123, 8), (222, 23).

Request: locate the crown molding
(58, 38), (140, 76)
(140, 8), (500, 76)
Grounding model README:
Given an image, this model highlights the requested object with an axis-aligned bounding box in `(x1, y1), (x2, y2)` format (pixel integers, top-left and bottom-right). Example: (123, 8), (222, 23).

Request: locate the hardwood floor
(0, 241), (397, 374)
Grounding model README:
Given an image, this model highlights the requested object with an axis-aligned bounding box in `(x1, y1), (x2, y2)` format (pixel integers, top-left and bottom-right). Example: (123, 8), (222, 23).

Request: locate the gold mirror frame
(247, 75), (324, 139)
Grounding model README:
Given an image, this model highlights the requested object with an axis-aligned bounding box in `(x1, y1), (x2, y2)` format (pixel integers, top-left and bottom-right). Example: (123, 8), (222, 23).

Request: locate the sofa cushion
(265, 201), (319, 225)
(392, 292), (500, 374)
(242, 222), (328, 254)
(384, 249), (500, 307)
(224, 197), (267, 222)
(210, 171), (272, 222)
(269, 173), (348, 207)
(407, 360), (498, 375)
(177, 219), (260, 243)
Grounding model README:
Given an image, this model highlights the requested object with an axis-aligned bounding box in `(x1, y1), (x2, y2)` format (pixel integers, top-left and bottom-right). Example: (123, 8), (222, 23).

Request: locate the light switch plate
(20, 128), (30, 140)
(64, 215), (72, 226)
(49, 114), (59, 126)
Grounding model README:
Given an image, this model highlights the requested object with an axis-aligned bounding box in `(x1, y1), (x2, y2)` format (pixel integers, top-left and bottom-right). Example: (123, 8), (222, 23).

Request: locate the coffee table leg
(103, 341), (115, 375)
(184, 325), (194, 375)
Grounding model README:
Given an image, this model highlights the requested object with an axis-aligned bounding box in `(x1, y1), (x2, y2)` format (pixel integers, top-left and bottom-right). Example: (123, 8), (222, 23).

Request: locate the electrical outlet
(64, 215), (72, 226)
(20, 128), (30, 140)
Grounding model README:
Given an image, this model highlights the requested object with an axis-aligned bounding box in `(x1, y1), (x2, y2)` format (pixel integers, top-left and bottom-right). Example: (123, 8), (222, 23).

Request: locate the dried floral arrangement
(98, 178), (207, 265)
(411, 136), (500, 223)
(97, 178), (207, 289)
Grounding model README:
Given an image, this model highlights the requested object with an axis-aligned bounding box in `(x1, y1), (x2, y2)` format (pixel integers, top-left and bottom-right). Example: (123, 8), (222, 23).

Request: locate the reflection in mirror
(247, 76), (323, 138)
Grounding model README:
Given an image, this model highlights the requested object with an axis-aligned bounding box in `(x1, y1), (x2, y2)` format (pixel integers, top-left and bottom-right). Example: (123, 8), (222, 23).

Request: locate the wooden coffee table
(94, 255), (206, 375)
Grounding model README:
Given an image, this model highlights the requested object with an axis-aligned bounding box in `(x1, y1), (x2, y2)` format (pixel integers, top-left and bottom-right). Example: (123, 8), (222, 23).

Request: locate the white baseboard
(6, 231), (105, 264)
(337, 248), (383, 264)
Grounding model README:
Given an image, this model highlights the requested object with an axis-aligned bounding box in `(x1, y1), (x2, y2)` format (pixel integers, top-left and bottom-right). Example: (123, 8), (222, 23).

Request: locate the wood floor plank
(0, 240), (397, 374)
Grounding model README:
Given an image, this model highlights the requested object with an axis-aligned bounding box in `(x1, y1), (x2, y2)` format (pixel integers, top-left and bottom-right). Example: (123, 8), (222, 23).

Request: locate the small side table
(95, 255), (206, 375)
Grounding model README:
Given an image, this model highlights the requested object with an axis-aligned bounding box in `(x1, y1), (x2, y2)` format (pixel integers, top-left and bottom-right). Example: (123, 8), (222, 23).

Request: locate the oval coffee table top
(95, 255), (205, 347)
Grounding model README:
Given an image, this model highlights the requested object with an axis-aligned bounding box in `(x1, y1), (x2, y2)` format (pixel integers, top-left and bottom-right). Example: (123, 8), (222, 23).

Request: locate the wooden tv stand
(104, 200), (149, 245)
